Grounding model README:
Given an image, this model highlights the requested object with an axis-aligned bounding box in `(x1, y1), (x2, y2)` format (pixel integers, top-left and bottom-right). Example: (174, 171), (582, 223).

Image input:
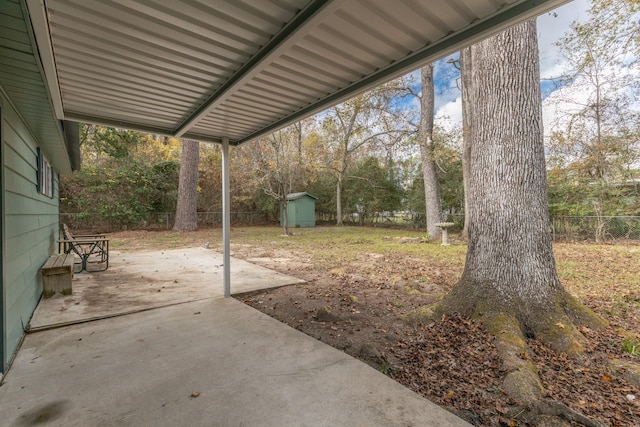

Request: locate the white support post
(222, 137), (231, 298)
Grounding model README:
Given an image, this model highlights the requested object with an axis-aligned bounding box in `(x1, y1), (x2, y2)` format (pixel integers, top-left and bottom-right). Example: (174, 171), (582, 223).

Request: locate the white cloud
(434, 0), (592, 129)
(537, 0), (590, 79)
(542, 80), (590, 136)
(435, 96), (462, 131)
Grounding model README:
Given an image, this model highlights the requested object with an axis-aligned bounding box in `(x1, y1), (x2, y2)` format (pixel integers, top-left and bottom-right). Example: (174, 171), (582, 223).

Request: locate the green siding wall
(2, 95), (59, 372)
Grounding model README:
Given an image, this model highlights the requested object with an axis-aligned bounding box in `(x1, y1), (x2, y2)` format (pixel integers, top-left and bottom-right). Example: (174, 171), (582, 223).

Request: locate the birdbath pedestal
(434, 222), (455, 246)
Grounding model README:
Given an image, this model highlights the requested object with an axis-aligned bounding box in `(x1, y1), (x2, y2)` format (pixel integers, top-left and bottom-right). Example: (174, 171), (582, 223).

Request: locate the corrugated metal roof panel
(23, 0), (568, 146)
(38, 0), (309, 133)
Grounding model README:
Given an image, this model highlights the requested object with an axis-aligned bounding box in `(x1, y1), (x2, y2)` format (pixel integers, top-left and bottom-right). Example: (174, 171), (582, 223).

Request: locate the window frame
(36, 147), (54, 198)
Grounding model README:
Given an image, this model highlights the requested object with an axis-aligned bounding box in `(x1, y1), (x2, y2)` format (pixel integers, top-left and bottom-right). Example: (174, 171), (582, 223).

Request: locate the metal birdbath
(434, 222), (455, 246)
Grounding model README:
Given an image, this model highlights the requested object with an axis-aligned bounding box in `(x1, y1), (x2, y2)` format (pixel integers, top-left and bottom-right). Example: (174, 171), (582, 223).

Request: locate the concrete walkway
(30, 247), (304, 330)
(1, 249), (470, 426)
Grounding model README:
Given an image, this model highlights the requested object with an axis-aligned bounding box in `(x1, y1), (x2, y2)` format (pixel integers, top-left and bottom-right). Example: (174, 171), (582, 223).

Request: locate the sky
(433, 0), (591, 128)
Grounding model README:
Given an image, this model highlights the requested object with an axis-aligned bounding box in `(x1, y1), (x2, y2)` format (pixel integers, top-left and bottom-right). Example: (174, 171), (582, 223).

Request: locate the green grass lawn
(110, 225), (640, 334)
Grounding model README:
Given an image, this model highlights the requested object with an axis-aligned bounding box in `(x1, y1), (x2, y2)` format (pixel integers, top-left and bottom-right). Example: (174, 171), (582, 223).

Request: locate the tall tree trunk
(460, 47), (472, 240)
(294, 121), (303, 159)
(281, 197), (290, 235)
(173, 139), (199, 231)
(434, 21), (606, 422)
(442, 20), (599, 341)
(336, 172), (344, 226)
(420, 64), (442, 240)
(456, 22), (558, 309)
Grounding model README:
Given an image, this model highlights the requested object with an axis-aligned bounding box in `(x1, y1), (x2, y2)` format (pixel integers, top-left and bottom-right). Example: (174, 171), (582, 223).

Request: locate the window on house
(37, 148), (54, 198)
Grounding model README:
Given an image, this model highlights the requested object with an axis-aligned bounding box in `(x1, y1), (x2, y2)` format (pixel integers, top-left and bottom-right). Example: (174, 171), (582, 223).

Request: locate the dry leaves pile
(391, 314), (513, 426)
(390, 315), (640, 426)
(237, 241), (640, 426)
(530, 327), (639, 426)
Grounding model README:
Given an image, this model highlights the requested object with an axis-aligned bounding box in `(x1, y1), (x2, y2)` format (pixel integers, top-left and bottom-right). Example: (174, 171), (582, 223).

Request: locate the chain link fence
(316, 211), (465, 230)
(550, 216), (640, 243)
(317, 212), (640, 243)
(60, 211), (268, 232)
(61, 211), (640, 243)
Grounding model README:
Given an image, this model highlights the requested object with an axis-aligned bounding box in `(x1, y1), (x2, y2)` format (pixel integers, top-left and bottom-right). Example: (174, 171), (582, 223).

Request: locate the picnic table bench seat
(58, 224), (110, 273)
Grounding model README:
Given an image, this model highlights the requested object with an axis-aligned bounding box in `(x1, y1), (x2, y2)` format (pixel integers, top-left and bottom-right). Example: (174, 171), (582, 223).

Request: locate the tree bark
(443, 20), (564, 317)
(336, 171), (344, 226)
(173, 139), (199, 231)
(432, 22), (607, 425)
(419, 64), (443, 240)
(281, 197), (290, 235)
(459, 47), (472, 240)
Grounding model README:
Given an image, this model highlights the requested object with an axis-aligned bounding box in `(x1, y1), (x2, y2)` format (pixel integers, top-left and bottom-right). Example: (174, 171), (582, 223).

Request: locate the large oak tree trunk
(419, 64), (442, 240)
(173, 139), (199, 231)
(452, 19), (561, 315)
(434, 21), (607, 425)
(443, 19), (577, 338)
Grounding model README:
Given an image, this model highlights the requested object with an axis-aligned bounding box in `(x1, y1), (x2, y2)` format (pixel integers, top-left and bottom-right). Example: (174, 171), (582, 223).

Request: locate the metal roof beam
(235, 0), (568, 145)
(63, 111), (175, 137)
(173, 0), (336, 139)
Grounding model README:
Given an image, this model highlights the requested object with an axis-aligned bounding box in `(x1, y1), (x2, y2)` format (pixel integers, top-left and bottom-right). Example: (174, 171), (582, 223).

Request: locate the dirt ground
(232, 244), (640, 427)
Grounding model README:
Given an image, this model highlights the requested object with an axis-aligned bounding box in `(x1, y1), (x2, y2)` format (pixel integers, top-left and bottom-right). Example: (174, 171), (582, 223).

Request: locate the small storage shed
(281, 192), (317, 228)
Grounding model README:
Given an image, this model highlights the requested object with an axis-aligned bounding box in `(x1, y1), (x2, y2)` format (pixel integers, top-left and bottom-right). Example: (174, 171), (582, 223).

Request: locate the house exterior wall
(1, 94), (59, 372)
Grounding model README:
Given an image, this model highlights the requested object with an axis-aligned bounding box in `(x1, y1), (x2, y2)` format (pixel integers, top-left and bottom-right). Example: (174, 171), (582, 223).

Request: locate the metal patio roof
(25, 0), (568, 146)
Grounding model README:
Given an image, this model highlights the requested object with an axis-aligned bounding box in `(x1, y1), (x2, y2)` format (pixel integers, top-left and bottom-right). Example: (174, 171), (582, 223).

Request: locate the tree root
(609, 358), (640, 388)
(484, 313), (608, 426)
(488, 314), (544, 403)
(412, 278), (620, 426)
(402, 302), (441, 323)
(516, 399), (607, 427)
(440, 302), (609, 426)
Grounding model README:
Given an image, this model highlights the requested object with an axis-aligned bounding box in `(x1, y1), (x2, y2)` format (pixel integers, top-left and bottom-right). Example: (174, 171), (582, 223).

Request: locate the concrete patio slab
(1, 298), (469, 427)
(29, 247), (304, 330)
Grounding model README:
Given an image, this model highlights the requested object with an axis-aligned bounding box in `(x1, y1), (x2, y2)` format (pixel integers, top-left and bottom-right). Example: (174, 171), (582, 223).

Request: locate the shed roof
(22, 0), (568, 147)
(287, 192), (318, 201)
